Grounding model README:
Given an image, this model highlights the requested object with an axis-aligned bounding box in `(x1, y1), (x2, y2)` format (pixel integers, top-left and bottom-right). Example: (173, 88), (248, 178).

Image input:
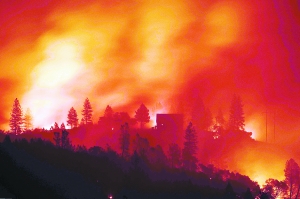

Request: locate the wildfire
(1, 0), (291, 189)
(16, 0), (248, 129)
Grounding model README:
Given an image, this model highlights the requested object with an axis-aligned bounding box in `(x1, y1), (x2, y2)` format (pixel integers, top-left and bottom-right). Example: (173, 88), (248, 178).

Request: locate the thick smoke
(0, 0), (300, 185)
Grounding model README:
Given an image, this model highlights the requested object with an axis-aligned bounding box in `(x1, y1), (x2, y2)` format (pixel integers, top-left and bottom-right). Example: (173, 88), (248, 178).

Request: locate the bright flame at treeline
(1, 0), (300, 188)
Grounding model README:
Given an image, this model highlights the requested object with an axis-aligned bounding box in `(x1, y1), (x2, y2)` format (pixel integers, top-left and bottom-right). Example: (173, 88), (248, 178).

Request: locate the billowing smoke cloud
(1, 0), (300, 185)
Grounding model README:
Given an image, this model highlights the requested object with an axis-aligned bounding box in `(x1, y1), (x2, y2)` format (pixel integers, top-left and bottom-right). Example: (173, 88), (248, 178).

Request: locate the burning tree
(213, 108), (226, 138)
(119, 122), (130, 159)
(24, 108), (33, 131)
(67, 107), (79, 128)
(285, 158), (300, 199)
(182, 122), (198, 171)
(228, 94), (245, 132)
(82, 98), (93, 125)
(9, 98), (23, 134)
(263, 178), (288, 199)
(134, 103), (150, 129)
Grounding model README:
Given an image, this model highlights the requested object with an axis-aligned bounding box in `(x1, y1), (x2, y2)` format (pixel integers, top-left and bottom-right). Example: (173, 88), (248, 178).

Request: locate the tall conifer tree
(228, 94), (245, 131)
(182, 122), (198, 171)
(134, 103), (150, 129)
(67, 107), (79, 128)
(9, 98), (23, 134)
(82, 98), (93, 125)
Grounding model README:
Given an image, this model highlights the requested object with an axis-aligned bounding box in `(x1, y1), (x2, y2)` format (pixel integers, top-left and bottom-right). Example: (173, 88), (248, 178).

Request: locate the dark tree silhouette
(60, 123), (66, 130)
(24, 108), (33, 131)
(285, 158), (300, 199)
(119, 122), (130, 159)
(82, 98), (93, 125)
(223, 182), (236, 199)
(9, 98), (23, 134)
(53, 132), (61, 147)
(133, 134), (150, 158)
(243, 187), (254, 199)
(182, 122), (198, 171)
(147, 145), (168, 170)
(67, 107), (78, 128)
(134, 103), (150, 129)
(104, 105), (114, 118)
(99, 105), (115, 130)
(168, 143), (181, 169)
(54, 122), (59, 130)
(61, 130), (72, 149)
(228, 94), (245, 131)
(259, 192), (271, 199)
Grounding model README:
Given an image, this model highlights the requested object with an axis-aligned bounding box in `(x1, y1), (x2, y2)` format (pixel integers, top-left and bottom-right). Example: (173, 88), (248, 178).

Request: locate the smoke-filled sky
(0, 0), (300, 144)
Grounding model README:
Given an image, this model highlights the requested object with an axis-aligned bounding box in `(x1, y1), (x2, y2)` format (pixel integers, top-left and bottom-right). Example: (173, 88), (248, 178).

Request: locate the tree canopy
(228, 94), (245, 131)
(134, 103), (150, 128)
(82, 98), (93, 125)
(9, 98), (23, 134)
(67, 107), (79, 128)
(285, 158), (300, 199)
(104, 105), (114, 118)
(182, 122), (198, 171)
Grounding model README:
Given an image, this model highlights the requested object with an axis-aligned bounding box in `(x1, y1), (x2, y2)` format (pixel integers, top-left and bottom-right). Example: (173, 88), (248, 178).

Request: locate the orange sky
(0, 0), (300, 144)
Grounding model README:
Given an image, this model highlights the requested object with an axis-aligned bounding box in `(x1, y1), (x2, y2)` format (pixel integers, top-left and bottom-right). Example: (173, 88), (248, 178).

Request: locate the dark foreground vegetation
(0, 134), (264, 199)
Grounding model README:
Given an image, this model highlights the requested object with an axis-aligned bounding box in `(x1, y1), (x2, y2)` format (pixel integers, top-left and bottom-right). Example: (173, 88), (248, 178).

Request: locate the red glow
(1, 0), (300, 187)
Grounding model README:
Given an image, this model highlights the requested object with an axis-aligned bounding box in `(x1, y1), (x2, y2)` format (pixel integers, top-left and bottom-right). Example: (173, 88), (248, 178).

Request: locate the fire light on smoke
(1, 0), (298, 188)
(204, 2), (241, 47)
(22, 38), (87, 128)
(6, 0), (247, 129)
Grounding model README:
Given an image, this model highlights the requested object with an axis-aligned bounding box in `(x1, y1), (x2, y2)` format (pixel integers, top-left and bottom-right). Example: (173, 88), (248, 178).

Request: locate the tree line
(8, 97), (151, 134)
(8, 94), (245, 136)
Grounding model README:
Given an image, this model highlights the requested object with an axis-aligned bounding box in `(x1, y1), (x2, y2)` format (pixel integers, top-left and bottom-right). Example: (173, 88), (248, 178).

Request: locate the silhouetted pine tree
(168, 143), (181, 169)
(82, 98), (93, 125)
(223, 182), (236, 199)
(284, 158), (300, 199)
(54, 122), (59, 130)
(119, 123), (130, 159)
(244, 187), (254, 199)
(60, 123), (66, 130)
(104, 105), (114, 118)
(67, 107), (78, 128)
(182, 122), (198, 171)
(53, 132), (60, 147)
(134, 103), (150, 129)
(228, 94), (245, 131)
(9, 98), (23, 134)
(61, 130), (72, 149)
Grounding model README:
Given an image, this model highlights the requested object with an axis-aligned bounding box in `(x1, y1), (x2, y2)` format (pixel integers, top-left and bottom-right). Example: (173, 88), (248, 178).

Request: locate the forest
(0, 95), (299, 199)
